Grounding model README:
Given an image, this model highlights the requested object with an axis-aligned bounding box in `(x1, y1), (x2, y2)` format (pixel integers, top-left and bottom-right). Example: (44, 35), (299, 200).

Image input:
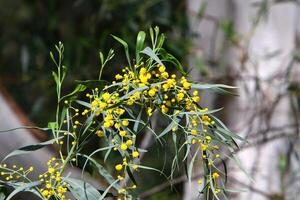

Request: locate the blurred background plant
(0, 0), (190, 126)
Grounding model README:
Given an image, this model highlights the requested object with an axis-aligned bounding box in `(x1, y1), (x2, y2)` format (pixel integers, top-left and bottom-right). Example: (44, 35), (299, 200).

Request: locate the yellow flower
(183, 81), (191, 89)
(102, 92), (110, 101)
(42, 190), (49, 197)
(161, 105), (169, 114)
(158, 66), (165, 72)
(115, 164), (123, 171)
(115, 74), (123, 80)
(161, 72), (169, 79)
(96, 130), (105, 137)
(192, 96), (200, 102)
(132, 151), (139, 158)
(212, 172), (220, 179)
(200, 144), (208, 151)
(99, 102), (107, 109)
(126, 140), (133, 146)
(120, 144), (128, 151)
(191, 129), (197, 135)
(148, 88), (156, 97)
(132, 165), (139, 170)
(48, 167), (55, 174)
(176, 92), (185, 101)
(147, 107), (153, 116)
(119, 130), (126, 137)
(103, 122), (111, 128)
(122, 120), (129, 126)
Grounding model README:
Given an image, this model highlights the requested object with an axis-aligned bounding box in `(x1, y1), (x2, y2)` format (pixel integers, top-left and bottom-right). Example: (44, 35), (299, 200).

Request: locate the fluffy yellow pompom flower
(147, 107), (153, 116)
(96, 130), (105, 137)
(120, 144), (128, 151)
(148, 88), (156, 97)
(122, 120), (129, 126)
(132, 151), (139, 158)
(48, 167), (55, 174)
(212, 172), (220, 179)
(183, 81), (191, 89)
(115, 164), (123, 171)
(161, 105), (169, 114)
(119, 130), (126, 137)
(126, 140), (133, 146)
(102, 92), (110, 101)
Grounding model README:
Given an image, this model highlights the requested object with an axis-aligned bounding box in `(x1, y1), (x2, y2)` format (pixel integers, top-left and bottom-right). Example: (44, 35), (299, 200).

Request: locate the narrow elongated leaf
(75, 80), (109, 88)
(158, 115), (182, 139)
(6, 181), (40, 200)
(159, 48), (186, 75)
(0, 193), (5, 200)
(141, 47), (164, 66)
(3, 137), (62, 160)
(112, 35), (131, 68)
(126, 166), (137, 186)
(136, 31), (146, 63)
(216, 127), (245, 142)
(65, 178), (101, 200)
(99, 180), (119, 200)
(76, 100), (91, 108)
(191, 83), (237, 95)
(61, 84), (87, 100)
(133, 109), (143, 132)
(187, 149), (199, 184)
(181, 108), (223, 116)
(79, 154), (121, 190)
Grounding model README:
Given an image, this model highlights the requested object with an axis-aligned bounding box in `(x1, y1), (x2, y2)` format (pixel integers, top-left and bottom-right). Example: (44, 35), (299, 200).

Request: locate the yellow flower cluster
(0, 164), (33, 181)
(38, 158), (69, 200)
(75, 62), (221, 198)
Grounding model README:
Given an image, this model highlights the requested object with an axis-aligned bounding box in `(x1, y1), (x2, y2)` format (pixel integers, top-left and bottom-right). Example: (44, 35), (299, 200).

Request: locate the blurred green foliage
(0, 0), (190, 126)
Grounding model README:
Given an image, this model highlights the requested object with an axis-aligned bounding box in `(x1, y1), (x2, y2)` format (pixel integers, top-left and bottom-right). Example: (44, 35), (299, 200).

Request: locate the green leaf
(159, 48), (186, 75)
(6, 181), (40, 200)
(126, 166), (137, 186)
(191, 83), (238, 95)
(99, 180), (119, 200)
(0, 193), (5, 200)
(181, 107), (223, 116)
(187, 148), (199, 184)
(216, 126), (245, 142)
(65, 178), (101, 200)
(158, 115), (182, 139)
(75, 80), (109, 89)
(112, 35), (131, 68)
(136, 31), (146, 63)
(61, 84), (87, 100)
(99, 52), (104, 65)
(52, 71), (59, 84)
(3, 137), (62, 161)
(133, 109), (143, 132)
(141, 47), (164, 66)
(136, 165), (168, 179)
(79, 154), (121, 190)
(76, 100), (91, 108)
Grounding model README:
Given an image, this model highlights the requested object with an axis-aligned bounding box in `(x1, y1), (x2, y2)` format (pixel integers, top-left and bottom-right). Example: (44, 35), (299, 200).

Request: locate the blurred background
(0, 0), (300, 200)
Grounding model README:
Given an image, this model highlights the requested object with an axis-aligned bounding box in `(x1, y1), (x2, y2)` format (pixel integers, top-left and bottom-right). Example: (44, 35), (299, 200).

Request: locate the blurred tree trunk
(184, 0), (300, 200)
(229, 1), (299, 200)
